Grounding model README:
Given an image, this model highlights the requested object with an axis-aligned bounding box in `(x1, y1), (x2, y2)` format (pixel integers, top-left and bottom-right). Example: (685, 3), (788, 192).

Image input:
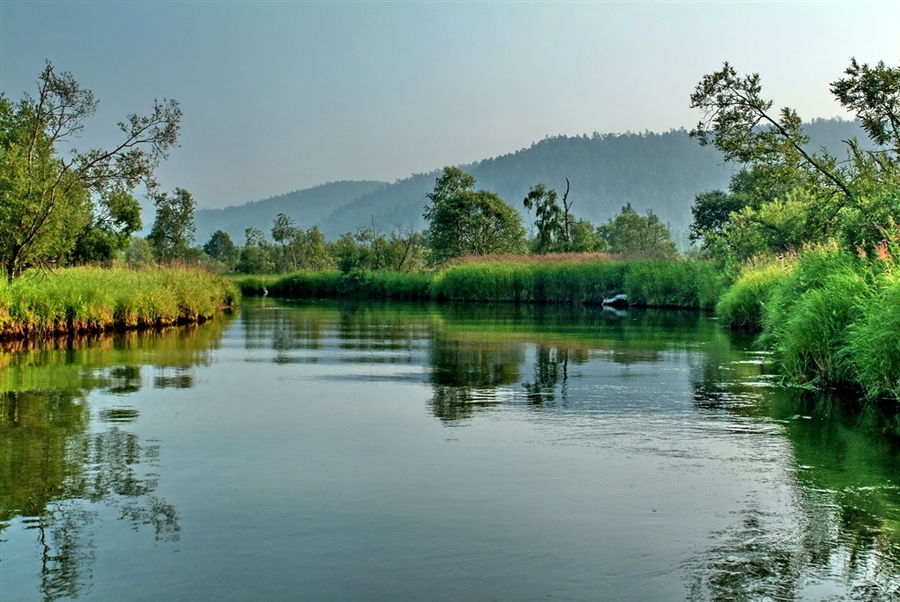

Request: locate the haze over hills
(194, 118), (866, 245)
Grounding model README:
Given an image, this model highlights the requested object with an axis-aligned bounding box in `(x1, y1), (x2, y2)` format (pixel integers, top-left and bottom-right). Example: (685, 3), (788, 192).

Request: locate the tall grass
(0, 266), (239, 339)
(268, 269), (432, 300)
(716, 259), (792, 329)
(429, 256), (723, 308)
(716, 245), (900, 400)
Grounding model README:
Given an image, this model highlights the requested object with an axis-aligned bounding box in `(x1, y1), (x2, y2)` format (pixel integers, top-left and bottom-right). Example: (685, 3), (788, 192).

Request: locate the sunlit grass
(0, 266), (239, 339)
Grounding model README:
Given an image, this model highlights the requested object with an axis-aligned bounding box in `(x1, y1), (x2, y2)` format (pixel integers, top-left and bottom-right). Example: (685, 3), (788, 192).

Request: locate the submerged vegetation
(0, 266), (239, 339)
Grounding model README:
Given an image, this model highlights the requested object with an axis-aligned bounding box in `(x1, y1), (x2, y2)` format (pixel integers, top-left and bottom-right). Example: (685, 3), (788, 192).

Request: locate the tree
(523, 179), (577, 253)
(523, 183), (564, 253)
(0, 62), (180, 280)
(235, 227), (274, 274)
(424, 167), (527, 263)
(147, 188), (196, 262)
(203, 230), (238, 268)
(598, 203), (676, 257)
(688, 58), (900, 259)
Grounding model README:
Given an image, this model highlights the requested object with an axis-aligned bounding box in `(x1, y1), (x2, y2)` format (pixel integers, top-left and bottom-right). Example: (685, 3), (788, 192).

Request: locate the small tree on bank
(424, 167), (527, 264)
(147, 188), (197, 263)
(598, 203), (676, 257)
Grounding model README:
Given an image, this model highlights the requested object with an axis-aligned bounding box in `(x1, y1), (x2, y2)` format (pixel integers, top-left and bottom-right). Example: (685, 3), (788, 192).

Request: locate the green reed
(429, 256), (722, 308)
(0, 266), (240, 339)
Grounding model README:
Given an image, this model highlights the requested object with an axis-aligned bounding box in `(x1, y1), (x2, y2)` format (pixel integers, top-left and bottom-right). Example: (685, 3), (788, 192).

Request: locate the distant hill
(194, 180), (387, 244)
(197, 119), (866, 244)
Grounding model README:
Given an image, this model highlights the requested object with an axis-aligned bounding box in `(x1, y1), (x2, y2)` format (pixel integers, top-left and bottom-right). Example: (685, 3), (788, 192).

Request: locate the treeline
(195, 119), (866, 245)
(163, 165), (682, 276)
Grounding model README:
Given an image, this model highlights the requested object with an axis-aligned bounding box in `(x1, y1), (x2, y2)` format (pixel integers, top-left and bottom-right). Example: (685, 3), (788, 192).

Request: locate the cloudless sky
(1, 1), (898, 211)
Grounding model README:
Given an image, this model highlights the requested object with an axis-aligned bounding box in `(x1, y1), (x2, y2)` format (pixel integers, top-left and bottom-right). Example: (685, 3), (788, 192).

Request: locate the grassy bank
(429, 255), (724, 308)
(235, 255), (724, 309)
(0, 266), (240, 339)
(716, 246), (900, 401)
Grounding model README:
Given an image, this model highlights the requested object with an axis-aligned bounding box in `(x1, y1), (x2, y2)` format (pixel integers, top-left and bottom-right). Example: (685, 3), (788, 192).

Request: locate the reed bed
(429, 256), (723, 308)
(0, 266), (240, 339)
(268, 270), (432, 300)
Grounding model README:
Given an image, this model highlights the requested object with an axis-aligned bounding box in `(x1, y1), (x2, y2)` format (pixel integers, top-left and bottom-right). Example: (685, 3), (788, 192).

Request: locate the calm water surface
(2, 299), (900, 601)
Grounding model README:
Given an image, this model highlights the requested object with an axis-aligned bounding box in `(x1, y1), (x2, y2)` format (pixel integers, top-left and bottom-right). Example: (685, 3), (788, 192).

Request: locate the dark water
(2, 299), (900, 601)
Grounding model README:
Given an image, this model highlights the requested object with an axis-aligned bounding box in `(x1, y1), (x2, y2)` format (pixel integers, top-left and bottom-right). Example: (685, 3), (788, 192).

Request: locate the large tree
(423, 167), (527, 263)
(0, 62), (181, 280)
(688, 58), (900, 260)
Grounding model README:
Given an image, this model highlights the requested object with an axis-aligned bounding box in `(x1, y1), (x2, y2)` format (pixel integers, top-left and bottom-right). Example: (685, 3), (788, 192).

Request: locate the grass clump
(844, 270), (900, 400)
(429, 255), (723, 308)
(0, 266), (239, 339)
(716, 259), (792, 328)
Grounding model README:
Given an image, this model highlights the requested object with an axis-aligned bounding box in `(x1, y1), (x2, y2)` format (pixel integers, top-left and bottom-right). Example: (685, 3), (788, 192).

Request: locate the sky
(1, 1), (898, 212)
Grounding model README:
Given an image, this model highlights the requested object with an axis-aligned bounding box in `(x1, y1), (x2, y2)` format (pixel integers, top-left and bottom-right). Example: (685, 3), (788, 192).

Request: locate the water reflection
(5, 300), (900, 600)
(690, 374), (900, 599)
(0, 321), (230, 600)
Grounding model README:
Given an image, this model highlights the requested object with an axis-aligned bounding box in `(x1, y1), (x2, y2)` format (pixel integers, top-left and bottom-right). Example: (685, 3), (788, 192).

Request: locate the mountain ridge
(195, 119), (866, 244)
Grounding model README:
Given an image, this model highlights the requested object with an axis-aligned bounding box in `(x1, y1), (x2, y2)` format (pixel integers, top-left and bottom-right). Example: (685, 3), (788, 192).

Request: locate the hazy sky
(1, 1), (898, 210)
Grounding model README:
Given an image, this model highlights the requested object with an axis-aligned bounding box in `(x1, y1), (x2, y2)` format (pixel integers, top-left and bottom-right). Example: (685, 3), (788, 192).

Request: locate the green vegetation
(234, 255), (723, 310)
(423, 167), (528, 263)
(430, 255), (722, 308)
(715, 244), (900, 401)
(0, 266), (239, 338)
(688, 57), (900, 402)
(0, 63), (181, 281)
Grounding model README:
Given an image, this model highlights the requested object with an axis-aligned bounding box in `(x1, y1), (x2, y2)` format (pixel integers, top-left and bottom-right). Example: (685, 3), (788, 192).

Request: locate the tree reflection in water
(689, 365), (900, 600)
(0, 325), (226, 600)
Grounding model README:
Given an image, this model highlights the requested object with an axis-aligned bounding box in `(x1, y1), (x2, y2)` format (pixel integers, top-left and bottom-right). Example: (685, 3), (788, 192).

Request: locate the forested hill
(194, 180), (387, 244)
(196, 119), (865, 243)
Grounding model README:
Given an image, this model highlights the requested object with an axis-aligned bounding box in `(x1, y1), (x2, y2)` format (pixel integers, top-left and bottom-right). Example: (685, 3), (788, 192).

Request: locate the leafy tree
(523, 179), (578, 253)
(423, 167), (527, 263)
(523, 183), (564, 253)
(235, 227), (275, 274)
(203, 230), (239, 268)
(569, 218), (608, 253)
(271, 213), (303, 272)
(0, 62), (180, 280)
(124, 236), (155, 267)
(147, 188), (196, 262)
(598, 203), (676, 257)
(688, 58), (900, 259)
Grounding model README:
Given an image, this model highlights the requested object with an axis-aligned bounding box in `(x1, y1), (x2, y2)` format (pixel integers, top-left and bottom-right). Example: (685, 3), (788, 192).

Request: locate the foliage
(424, 167), (527, 264)
(147, 188), (196, 263)
(235, 227), (275, 274)
(267, 269), (431, 299)
(688, 58), (900, 264)
(124, 236), (155, 267)
(597, 203), (676, 257)
(270, 213), (333, 273)
(0, 63), (180, 281)
(203, 230), (239, 268)
(523, 182), (566, 253)
(715, 259), (791, 329)
(568, 218), (608, 253)
(0, 266), (238, 338)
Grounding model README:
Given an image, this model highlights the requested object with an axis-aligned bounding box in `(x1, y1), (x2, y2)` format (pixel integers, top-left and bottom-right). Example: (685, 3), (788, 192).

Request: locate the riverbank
(0, 266), (240, 339)
(716, 245), (900, 402)
(232, 254), (725, 309)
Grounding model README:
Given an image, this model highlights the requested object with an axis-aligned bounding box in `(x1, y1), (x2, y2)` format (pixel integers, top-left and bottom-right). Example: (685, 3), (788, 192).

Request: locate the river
(2, 299), (899, 601)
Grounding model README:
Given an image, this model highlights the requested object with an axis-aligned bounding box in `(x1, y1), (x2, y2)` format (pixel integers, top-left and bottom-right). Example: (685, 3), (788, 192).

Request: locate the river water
(2, 299), (899, 601)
